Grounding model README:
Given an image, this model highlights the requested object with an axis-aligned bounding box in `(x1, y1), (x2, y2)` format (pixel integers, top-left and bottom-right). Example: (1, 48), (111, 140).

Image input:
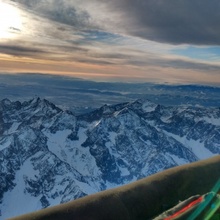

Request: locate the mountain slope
(9, 155), (220, 220)
(0, 98), (219, 219)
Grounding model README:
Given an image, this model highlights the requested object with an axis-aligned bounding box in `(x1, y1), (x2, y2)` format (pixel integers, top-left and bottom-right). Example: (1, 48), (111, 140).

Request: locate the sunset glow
(0, 1), (23, 39)
(0, 0), (219, 85)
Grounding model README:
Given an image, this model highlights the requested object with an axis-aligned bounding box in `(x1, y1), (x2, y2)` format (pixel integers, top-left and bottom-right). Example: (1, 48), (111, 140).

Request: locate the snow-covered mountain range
(0, 98), (219, 219)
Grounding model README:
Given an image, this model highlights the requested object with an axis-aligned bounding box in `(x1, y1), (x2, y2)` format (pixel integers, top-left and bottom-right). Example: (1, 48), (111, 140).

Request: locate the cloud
(13, 0), (96, 29)
(106, 0), (220, 45)
(149, 58), (220, 71)
(0, 44), (47, 57)
(1, 0), (219, 85)
(14, 0), (220, 45)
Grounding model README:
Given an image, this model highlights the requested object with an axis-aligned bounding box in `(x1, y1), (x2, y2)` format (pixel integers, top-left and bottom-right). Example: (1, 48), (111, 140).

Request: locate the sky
(0, 0), (220, 85)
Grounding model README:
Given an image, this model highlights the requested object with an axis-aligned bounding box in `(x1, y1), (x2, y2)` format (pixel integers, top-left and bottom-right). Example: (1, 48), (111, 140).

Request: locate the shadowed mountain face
(0, 98), (220, 218)
(9, 156), (220, 220)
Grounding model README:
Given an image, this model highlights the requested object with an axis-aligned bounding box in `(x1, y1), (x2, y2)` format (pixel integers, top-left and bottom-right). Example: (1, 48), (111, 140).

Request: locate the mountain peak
(1, 98), (11, 106)
(129, 99), (158, 113)
(1, 98), (220, 219)
(0, 98), (22, 111)
(23, 97), (62, 113)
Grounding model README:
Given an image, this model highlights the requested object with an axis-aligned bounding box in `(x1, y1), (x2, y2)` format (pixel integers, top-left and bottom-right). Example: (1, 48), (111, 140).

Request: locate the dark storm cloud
(108, 0), (220, 45)
(15, 0), (220, 45)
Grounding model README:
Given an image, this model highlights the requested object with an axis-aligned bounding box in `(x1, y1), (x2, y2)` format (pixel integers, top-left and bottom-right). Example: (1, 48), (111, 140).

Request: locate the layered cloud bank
(0, 0), (220, 84)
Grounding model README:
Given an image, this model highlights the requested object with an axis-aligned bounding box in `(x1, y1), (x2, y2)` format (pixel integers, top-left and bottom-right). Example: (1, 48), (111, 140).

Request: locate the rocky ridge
(0, 98), (219, 219)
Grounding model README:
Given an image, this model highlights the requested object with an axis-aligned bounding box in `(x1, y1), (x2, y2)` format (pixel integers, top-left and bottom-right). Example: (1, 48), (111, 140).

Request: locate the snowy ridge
(0, 98), (219, 219)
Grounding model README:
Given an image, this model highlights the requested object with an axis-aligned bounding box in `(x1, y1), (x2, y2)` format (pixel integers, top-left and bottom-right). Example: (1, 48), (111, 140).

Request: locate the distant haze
(0, 73), (219, 115)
